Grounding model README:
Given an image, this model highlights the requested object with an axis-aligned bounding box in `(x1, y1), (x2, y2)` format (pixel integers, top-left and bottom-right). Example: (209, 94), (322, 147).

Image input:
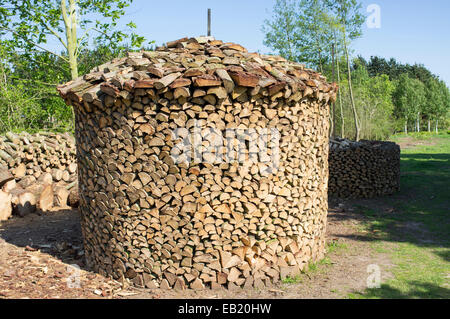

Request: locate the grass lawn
(348, 132), (450, 298)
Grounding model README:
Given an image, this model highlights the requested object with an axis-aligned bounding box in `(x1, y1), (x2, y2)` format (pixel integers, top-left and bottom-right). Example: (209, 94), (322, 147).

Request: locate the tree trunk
(318, 49), (323, 74)
(405, 120), (408, 134)
(417, 113), (420, 133)
(331, 43), (336, 138)
(435, 119), (439, 133)
(344, 42), (359, 141)
(336, 45), (344, 138)
(428, 119), (431, 132)
(68, 46), (78, 80)
(61, 0), (78, 80)
(329, 113), (334, 138)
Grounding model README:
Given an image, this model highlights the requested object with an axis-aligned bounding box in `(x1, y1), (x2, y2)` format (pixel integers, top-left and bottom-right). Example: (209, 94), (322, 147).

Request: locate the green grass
(349, 133), (450, 299)
(281, 241), (347, 285)
(389, 131), (449, 142)
(308, 241), (347, 273)
(327, 240), (348, 254)
(281, 275), (303, 284)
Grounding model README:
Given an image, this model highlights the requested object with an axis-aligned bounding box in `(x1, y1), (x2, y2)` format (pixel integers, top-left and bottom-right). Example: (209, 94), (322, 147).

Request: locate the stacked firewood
(0, 132), (77, 184)
(328, 138), (400, 198)
(57, 36), (337, 290)
(0, 132), (79, 221)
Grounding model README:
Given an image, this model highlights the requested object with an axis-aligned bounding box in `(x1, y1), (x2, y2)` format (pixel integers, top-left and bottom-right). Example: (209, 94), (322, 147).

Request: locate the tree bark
(318, 49), (323, 74)
(335, 40), (344, 138)
(61, 0), (78, 80)
(344, 42), (359, 141)
(331, 43), (336, 138)
(417, 112), (420, 133)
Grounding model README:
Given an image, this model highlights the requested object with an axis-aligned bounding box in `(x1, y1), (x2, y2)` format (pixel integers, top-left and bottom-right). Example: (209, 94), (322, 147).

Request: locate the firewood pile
(328, 138), (400, 198)
(57, 36), (338, 290)
(0, 132), (79, 221)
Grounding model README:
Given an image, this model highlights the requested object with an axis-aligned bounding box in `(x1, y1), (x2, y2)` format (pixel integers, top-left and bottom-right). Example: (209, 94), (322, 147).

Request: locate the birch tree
(328, 0), (365, 140)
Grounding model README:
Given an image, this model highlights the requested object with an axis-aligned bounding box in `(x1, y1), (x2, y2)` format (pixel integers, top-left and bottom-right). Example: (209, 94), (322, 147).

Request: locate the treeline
(332, 56), (450, 140)
(356, 56), (450, 134)
(263, 0), (450, 140)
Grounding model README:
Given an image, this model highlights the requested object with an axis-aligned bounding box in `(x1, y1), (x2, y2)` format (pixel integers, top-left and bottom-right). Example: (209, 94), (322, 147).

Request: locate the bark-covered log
(0, 166), (14, 188)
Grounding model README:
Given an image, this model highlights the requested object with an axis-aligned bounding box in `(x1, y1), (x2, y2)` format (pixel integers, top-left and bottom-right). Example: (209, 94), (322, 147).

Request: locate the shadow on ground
(329, 145), (450, 299)
(0, 209), (86, 269)
(349, 281), (450, 299)
(329, 151), (450, 251)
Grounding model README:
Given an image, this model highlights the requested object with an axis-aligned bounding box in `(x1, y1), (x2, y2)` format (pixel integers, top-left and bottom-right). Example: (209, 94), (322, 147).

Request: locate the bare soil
(394, 136), (437, 150)
(0, 201), (392, 299)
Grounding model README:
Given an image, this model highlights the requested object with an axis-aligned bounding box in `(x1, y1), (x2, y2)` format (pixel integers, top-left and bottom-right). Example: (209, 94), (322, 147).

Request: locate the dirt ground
(394, 136), (437, 150)
(0, 199), (393, 299)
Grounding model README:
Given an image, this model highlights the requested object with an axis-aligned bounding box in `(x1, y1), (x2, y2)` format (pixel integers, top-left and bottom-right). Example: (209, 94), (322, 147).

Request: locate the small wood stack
(0, 131), (78, 186)
(57, 36), (337, 290)
(328, 138), (400, 198)
(0, 164), (79, 220)
(0, 132), (79, 221)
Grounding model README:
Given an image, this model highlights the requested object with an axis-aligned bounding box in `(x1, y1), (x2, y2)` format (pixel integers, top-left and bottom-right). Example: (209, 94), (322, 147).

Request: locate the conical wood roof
(57, 36), (337, 106)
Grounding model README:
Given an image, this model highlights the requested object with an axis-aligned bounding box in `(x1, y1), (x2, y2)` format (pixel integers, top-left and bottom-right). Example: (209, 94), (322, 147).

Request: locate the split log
(2, 179), (16, 193)
(39, 184), (54, 211)
(54, 186), (70, 208)
(0, 166), (13, 187)
(0, 190), (12, 221)
(68, 186), (79, 208)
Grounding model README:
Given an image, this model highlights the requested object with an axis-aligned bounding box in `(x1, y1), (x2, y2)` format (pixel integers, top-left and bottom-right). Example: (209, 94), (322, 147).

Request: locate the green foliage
(262, 0), (365, 70)
(353, 64), (396, 139)
(262, 0), (309, 63)
(0, 1), (151, 133)
(423, 78), (449, 127)
(326, 0), (365, 40)
(0, 0), (149, 79)
(0, 43), (133, 133)
(333, 61), (396, 139)
(0, 45), (63, 133)
(0, 74), (45, 132)
(327, 240), (348, 254)
(392, 74), (426, 130)
(355, 56), (435, 83)
(263, 0), (450, 139)
(354, 56), (450, 133)
(0, 0), (146, 52)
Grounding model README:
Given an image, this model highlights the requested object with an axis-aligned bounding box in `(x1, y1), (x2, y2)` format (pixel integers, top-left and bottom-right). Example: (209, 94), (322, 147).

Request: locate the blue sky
(112, 0), (450, 86)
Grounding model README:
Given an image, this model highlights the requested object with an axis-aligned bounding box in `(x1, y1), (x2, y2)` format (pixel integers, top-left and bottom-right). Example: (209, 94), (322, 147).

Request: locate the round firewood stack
(328, 138), (400, 198)
(57, 36), (338, 290)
